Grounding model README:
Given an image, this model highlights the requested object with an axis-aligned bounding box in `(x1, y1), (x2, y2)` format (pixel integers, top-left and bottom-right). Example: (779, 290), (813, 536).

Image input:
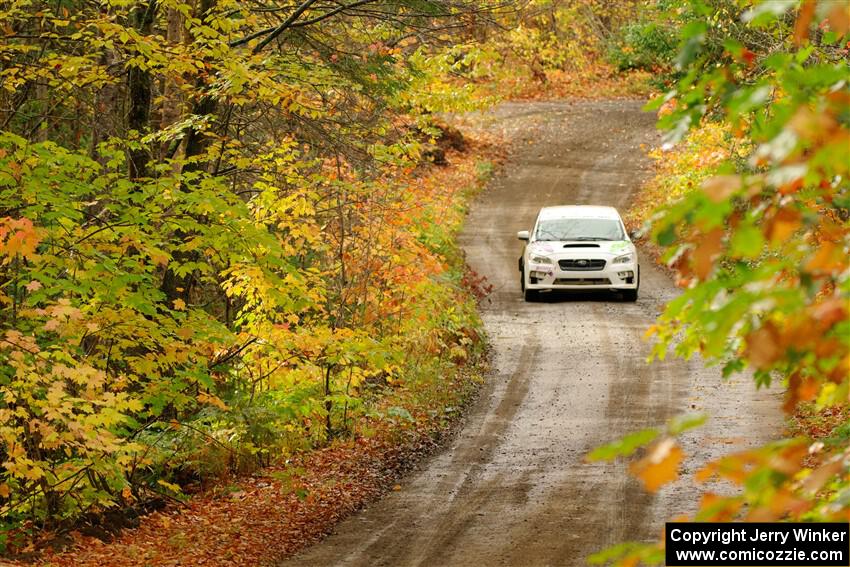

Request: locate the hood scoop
(563, 243), (600, 248)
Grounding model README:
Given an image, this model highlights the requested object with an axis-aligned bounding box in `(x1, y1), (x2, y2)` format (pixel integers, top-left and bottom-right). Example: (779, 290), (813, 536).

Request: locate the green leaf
(730, 224), (764, 259)
(667, 413), (707, 436)
(656, 223), (677, 246)
(587, 429), (659, 462)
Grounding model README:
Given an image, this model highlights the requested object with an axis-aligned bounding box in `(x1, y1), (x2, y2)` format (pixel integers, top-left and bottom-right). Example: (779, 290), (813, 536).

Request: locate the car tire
(520, 265), (538, 301)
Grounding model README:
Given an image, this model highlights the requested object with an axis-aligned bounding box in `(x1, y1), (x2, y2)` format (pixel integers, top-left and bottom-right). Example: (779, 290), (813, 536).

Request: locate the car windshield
(534, 217), (624, 241)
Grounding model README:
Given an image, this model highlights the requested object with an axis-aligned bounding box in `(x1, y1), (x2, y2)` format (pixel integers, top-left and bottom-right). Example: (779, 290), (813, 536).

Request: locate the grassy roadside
(8, 133), (504, 567)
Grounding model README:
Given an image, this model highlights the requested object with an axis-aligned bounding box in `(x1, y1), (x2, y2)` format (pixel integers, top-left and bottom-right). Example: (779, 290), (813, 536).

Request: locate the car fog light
(530, 271), (548, 279)
(618, 271), (634, 279)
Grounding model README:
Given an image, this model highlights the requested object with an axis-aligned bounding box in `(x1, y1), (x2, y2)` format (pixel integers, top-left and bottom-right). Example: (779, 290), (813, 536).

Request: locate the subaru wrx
(518, 206), (639, 301)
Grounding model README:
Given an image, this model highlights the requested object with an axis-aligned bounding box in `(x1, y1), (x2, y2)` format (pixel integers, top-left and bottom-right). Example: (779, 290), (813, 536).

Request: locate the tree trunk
(159, 0), (214, 305)
(127, 0), (157, 179)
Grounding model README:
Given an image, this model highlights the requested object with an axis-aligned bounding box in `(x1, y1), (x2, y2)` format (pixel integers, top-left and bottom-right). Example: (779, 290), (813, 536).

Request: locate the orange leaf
(746, 323), (783, 370)
(827, 3), (850, 35)
(793, 0), (816, 45)
(630, 438), (683, 492)
(784, 373), (821, 413)
(692, 228), (723, 279)
(695, 461), (717, 484)
(806, 241), (843, 272)
(802, 460), (843, 494)
(767, 208), (801, 244)
(784, 372), (803, 413)
(197, 392), (228, 411)
(811, 297), (847, 329)
(702, 175), (741, 203)
(798, 377), (821, 401)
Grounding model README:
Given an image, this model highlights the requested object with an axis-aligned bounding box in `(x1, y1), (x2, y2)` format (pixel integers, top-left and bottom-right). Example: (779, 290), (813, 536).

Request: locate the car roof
(537, 205), (621, 220)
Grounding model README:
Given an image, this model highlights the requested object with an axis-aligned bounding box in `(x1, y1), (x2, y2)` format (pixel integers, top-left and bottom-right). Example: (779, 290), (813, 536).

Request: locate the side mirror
(517, 230), (530, 241)
(628, 230), (640, 241)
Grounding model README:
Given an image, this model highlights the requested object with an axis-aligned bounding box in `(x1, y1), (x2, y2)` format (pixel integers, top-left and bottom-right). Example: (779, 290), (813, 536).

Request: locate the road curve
(282, 100), (780, 567)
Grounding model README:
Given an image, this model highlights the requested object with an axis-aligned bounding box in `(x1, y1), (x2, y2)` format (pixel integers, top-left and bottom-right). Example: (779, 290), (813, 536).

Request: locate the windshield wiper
(572, 236), (615, 241)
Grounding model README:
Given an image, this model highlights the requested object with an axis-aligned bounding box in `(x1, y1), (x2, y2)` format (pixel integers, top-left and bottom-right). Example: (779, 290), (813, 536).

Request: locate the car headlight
(530, 255), (552, 265)
(613, 253), (635, 264)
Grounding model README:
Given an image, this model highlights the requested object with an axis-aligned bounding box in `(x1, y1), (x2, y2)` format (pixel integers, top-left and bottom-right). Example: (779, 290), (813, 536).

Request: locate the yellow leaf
(630, 438), (683, 492)
(197, 392), (228, 411)
(172, 298), (186, 311)
(0, 483), (10, 498)
(157, 479), (181, 493)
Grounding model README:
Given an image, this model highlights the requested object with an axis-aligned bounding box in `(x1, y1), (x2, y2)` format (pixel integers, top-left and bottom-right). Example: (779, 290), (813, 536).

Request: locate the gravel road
(282, 100), (780, 566)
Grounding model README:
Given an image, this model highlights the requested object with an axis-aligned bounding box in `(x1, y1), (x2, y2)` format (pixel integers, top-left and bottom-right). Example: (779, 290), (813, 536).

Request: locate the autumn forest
(0, 0), (848, 565)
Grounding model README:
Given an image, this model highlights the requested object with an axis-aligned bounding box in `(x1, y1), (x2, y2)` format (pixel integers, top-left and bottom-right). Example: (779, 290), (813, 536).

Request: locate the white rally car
(518, 205), (639, 302)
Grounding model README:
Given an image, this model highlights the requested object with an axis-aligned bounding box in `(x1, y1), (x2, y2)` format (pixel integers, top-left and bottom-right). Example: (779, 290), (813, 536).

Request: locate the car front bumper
(526, 261), (638, 290)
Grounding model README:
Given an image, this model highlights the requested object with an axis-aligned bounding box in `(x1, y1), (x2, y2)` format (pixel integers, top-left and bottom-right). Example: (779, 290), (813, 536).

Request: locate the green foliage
(606, 21), (678, 72)
(595, 0), (850, 563)
(0, 0), (494, 540)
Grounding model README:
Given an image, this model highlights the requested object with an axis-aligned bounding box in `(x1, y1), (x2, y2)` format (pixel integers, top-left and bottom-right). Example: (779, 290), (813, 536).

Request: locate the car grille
(558, 259), (606, 271)
(553, 277), (611, 285)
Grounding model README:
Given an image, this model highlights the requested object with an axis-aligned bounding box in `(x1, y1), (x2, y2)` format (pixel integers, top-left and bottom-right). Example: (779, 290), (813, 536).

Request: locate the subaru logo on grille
(577, 259), (588, 266)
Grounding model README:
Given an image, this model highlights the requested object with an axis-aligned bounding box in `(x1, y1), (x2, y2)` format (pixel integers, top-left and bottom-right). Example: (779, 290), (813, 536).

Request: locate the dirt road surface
(282, 100), (780, 566)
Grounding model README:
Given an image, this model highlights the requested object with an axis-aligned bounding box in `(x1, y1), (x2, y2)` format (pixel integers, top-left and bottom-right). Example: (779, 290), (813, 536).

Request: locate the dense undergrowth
(19, 138), (499, 567)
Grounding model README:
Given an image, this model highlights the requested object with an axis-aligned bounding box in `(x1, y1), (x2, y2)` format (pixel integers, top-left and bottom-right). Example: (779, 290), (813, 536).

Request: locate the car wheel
(519, 259), (528, 295)
(524, 289), (538, 302)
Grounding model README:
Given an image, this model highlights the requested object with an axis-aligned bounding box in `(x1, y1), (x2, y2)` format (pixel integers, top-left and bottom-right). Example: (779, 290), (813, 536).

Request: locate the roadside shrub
(606, 22), (677, 72)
